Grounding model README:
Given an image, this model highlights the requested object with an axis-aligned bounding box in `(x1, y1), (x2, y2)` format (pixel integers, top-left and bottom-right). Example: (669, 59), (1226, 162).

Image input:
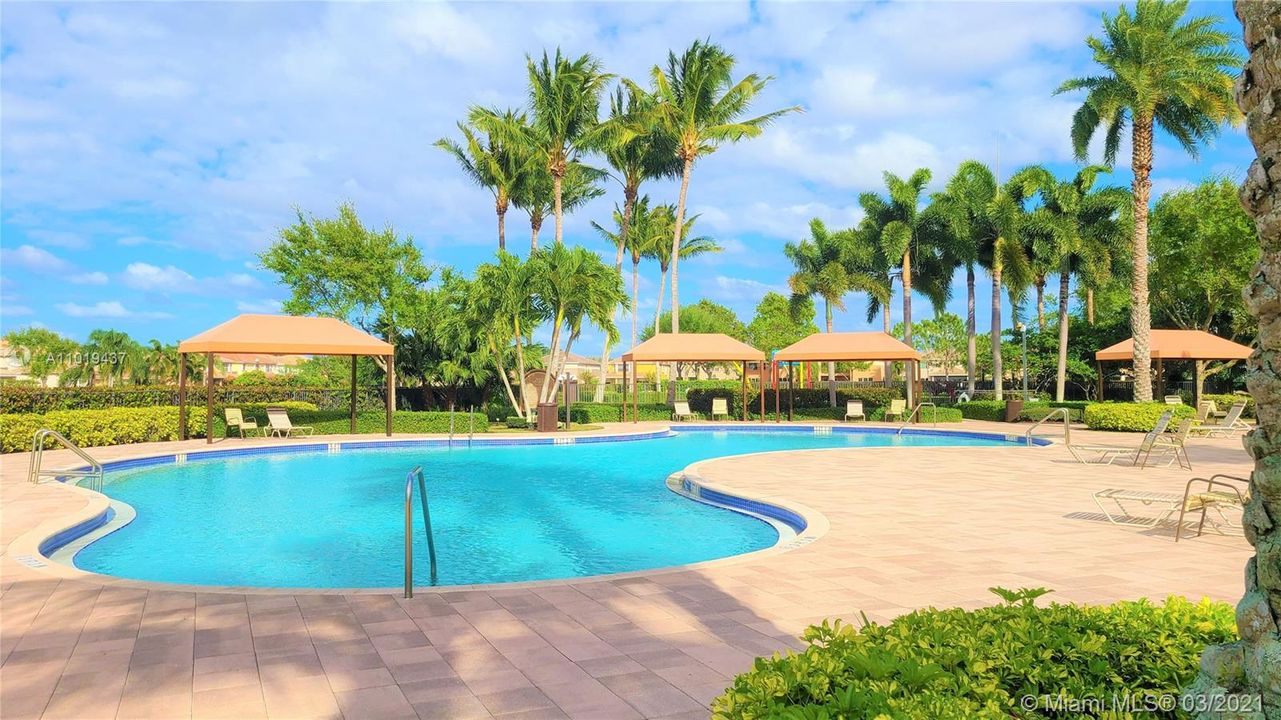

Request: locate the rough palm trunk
(670, 158), (694, 334)
(825, 300), (837, 407)
(967, 265), (977, 396)
(496, 201), (507, 251)
(882, 304), (893, 387)
(902, 250), (914, 407)
(596, 190), (636, 403)
(631, 255), (640, 350)
(654, 265), (668, 335)
(1086, 288), (1095, 325)
(992, 264), (1004, 401)
(1035, 278), (1046, 330)
(1186, 4), (1281, 715)
(530, 214), (542, 253)
(552, 173), (564, 246)
(1130, 113), (1155, 402)
(1055, 264), (1070, 402)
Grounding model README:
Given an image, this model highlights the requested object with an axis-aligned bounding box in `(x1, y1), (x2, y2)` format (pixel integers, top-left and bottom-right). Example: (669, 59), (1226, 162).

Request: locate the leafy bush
(1, 406), (208, 453)
(773, 386), (904, 410)
(234, 409), (487, 436)
(956, 400), (1007, 421)
(1083, 402), (1196, 432)
(504, 416), (529, 429)
(1019, 404), (1084, 423)
(713, 589), (1235, 720)
(559, 403), (671, 423)
(687, 387), (740, 415)
(0, 385), (382, 414)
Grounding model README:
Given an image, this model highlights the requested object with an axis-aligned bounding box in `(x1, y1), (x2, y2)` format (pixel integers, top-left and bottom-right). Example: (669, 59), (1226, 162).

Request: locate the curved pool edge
(10, 422), (1039, 594)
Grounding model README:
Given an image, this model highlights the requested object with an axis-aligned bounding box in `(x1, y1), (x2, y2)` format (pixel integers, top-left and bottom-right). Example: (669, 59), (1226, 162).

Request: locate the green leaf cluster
(1082, 402), (1196, 431)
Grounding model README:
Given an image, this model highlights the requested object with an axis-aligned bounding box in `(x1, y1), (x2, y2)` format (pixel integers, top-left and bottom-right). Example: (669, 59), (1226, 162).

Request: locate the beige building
(216, 353), (306, 379)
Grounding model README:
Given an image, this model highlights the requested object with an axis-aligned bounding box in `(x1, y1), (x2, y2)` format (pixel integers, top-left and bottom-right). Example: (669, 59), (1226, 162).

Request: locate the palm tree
(435, 111), (532, 250)
(143, 340), (180, 384)
(1057, 0), (1240, 401)
(932, 163), (993, 396)
(858, 170), (953, 403)
(467, 252), (544, 414)
(644, 40), (801, 333)
(1013, 165), (1129, 401)
(530, 244), (625, 404)
(784, 219), (860, 406)
(644, 205), (720, 337)
(513, 161), (605, 252)
(591, 86), (683, 400)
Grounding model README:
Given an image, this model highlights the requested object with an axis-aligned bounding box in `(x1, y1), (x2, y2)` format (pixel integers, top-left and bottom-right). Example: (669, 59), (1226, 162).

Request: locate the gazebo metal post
(205, 353), (214, 444)
(621, 361), (628, 422)
(385, 354), (394, 437)
(740, 362), (748, 421)
(1193, 362), (1202, 409)
(350, 356), (357, 434)
(1156, 357), (1165, 399)
(631, 362), (638, 423)
(178, 353), (188, 441)
(773, 361), (781, 423)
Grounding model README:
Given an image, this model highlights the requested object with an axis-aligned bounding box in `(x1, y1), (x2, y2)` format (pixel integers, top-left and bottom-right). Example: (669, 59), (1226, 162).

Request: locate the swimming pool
(64, 427), (1024, 589)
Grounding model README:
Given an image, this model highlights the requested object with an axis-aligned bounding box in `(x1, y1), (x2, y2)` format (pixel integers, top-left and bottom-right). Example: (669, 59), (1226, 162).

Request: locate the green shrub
(0, 385), (382, 414)
(504, 416), (528, 429)
(1083, 402), (1196, 432)
(1, 406), (208, 453)
(243, 409), (487, 435)
(770, 386), (903, 410)
(956, 400), (1007, 421)
(713, 589), (1235, 720)
(1018, 403), (1085, 422)
(1200, 393), (1253, 419)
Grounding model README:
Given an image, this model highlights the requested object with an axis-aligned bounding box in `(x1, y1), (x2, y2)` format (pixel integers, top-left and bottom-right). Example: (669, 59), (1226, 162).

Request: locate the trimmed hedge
(0, 385), (382, 414)
(959, 400), (1091, 423)
(1, 406), (208, 453)
(712, 589), (1236, 720)
(1019, 404), (1084, 423)
(560, 403), (672, 423)
(691, 386), (905, 417)
(1201, 393), (1253, 419)
(1083, 402), (1196, 432)
(956, 400), (1006, 421)
(758, 406), (962, 423)
(230, 409), (488, 436)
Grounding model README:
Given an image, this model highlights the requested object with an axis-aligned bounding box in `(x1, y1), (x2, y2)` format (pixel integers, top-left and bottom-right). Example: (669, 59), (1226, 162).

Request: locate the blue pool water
(73, 429), (1013, 588)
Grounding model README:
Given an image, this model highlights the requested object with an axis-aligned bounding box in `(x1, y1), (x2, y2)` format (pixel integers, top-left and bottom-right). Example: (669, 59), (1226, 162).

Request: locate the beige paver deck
(0, 420), (1254, 719)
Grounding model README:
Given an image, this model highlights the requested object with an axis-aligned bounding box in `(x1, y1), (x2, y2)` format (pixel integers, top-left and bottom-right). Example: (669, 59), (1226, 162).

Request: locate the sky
(0, 0), (1254, 354)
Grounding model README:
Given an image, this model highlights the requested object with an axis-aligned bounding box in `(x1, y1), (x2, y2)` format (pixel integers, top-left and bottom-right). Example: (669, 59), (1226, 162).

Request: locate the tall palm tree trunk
(902, 250), (914, 406)
(596, 192), (635, 403)
(654, 265), (668, 335)
(631, 256), (640, 350)
(992, 264), (1004, 401)
(670, 158), (693, 334)
(966, 265), (977, 396)
(1035, 279), (1046, 329)
(1055, 264), (1071, 401)
(552, 173), (565, 246)
(496, 200), (507, 251)
(1086, 288), (1095, 325)
(1129, 113), (1155, 402)
(825, 300), (837, 407)
(882, 304), (892, 387)
(513, 317), (529, 413)
(530, 215), (542, 253)
(1186, 3), (1280, 711)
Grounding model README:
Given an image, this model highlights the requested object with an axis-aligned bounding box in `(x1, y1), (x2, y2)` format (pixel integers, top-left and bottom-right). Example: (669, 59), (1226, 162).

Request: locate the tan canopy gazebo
(1094, 329), (1252, 405)
(618, 334), (766, 422)
(773, 332), (923, 419)
(177, 314), (396, 443)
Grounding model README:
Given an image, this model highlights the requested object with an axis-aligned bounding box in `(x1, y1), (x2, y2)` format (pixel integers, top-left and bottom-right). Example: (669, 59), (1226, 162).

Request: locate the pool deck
(0, 420), (1255, 719)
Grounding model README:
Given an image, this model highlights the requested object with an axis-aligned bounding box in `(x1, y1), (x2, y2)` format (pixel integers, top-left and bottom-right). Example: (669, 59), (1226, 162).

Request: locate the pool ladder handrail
(1024, 407), (1072, 446)
(895, 402), (937, 434)
(404, 466), (438, 598)
(28, 429), (104, 493)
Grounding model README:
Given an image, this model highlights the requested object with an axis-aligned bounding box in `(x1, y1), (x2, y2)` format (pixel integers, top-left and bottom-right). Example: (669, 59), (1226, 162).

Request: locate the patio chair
(711, 397), (730, 421)
(1196, 401), (1217, 423)
(672, 401), (694, 421)
(224, 408), (261, 438)
(883, 398), (907, 422)
(1092, 474), (1248, 540)
(844, 400), (866, 422)
(265, 407), (315, 438)
(1068, 410), (1177, 467)
(1190, 401), (1249, 438)
(1164, 395), (1183, 405)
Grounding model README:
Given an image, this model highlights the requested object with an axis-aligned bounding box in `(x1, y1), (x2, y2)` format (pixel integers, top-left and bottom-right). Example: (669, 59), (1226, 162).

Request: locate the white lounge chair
(711, 397), (730, 421)
(672, 401), (694, 421)
(1093, 474), (1248, 540)
(1190, 401), (1249, 438)
(1164, 395), (1183, 405)
(265, 407), (314, 438)
(1069, 410), (1178, 467)
(844, 400), (865, 422)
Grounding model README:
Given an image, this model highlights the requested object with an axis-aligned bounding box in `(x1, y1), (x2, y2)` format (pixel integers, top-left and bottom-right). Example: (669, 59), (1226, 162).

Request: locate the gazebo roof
(178, 314), (393, 356)
(1095, 329), (1253, 362)
(774, 332), (922, 362)
(620, 333), (764, 362)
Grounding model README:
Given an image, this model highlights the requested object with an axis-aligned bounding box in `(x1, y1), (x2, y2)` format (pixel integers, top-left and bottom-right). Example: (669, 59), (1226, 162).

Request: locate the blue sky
(0, 1), (1253, 352)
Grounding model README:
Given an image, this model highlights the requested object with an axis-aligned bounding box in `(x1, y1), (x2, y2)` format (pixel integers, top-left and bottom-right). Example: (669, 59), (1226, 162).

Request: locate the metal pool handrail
(895, 402), (937, 434)
(1025, 407), (1072, 446)
(404, 466), (438, 598)
(28, 429), (104, 493)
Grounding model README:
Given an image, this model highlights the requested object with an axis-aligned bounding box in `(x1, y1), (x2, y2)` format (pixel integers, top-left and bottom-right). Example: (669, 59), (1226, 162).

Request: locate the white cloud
(56, 300), (172, 319)
(2, 304), (34, 316)
(70, 271), (109, 285)
(122, 262), (195, 291)
(235, 298), (282, 313)
(1, 245), (72, 273)
(708, 276), (787, 303)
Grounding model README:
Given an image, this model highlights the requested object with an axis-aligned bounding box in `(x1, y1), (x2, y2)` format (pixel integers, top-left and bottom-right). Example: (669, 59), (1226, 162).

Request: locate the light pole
(1016, 322), (1029, 398)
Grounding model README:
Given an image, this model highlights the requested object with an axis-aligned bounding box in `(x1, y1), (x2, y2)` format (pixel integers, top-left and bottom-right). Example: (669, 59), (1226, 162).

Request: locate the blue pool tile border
(40, 506), (113, 556)
(689, 481), (808, 533)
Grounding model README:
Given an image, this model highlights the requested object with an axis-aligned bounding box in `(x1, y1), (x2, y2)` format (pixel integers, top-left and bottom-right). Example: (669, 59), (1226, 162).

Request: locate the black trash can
(536, 403), (559, 432)
(1004, 398), (1024, 422)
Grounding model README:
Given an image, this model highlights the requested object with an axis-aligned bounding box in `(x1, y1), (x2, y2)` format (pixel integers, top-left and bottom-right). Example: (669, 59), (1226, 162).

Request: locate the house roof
(217, 353), (309, 365)
(178, 315), (393, 356)
(1095, 329), (1253, 361)
(620, 333), (764, 362)
(774, 332), (922, 362)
